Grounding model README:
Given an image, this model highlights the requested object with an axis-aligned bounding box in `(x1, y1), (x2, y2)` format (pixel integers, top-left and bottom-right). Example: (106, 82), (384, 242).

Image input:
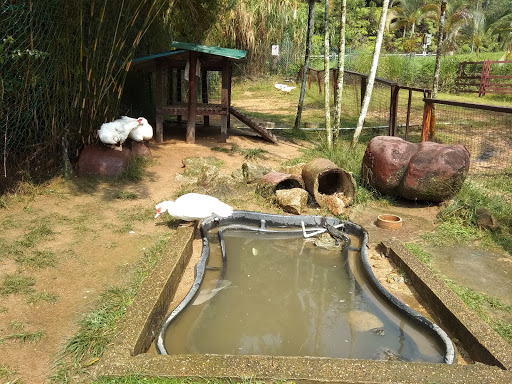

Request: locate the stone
(77, 145), (132, 177)
(275, 188), (308, 215)
(362, 136), (470, 202)
(242, 162), (272, 184)
(476, 207), (500, 231)
(361, 136), (417, 194)
(128, 141), (152, 157)
(399, 141), (470, 202)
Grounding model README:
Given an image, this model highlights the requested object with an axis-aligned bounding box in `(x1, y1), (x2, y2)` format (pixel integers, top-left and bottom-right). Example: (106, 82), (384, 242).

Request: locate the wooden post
(317, 70), (322, 94)
(405, 88), (412, 140)
(155, 60), (164, 143)
(227, 63), (232, 130)
(360, 75), (367, 111)
(201, 70), (209, 127)
(186, 51), (197, 143)
(332, 69), (338, 101)
(220, 58), (230, 142)
(308, 68), (311, 89)
(176, 69), (182, 126)
(389, 83), (399, 136)
(421, 99), (433, 142)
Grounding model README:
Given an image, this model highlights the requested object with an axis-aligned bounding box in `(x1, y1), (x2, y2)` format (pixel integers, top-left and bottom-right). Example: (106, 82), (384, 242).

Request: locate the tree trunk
(351, 0), (390, 147)
(432, 0), (447, 98)
(294, 0), (316, 131)
(324, 0), (332, 148)
(333, 0), (347, 145)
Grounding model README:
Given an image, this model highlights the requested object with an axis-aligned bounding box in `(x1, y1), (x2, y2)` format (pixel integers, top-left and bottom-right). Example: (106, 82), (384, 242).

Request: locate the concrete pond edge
(95, 225), (512, 383)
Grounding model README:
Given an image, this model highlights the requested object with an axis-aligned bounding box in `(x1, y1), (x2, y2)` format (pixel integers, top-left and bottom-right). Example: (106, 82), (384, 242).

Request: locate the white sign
(272, 45), (279, 56)
(425, 34), (432, 46)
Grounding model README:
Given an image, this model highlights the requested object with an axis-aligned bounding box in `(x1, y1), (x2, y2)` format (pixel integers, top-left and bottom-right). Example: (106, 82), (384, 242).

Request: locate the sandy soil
(0, 126), (461, 383)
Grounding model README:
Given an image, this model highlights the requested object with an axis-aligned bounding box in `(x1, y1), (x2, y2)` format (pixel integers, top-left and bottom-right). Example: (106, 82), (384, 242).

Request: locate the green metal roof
(170, 41), (247, 61)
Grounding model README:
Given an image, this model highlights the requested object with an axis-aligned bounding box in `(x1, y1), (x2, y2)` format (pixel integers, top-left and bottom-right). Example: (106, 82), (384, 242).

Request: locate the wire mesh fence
(423, 100), (512, 177)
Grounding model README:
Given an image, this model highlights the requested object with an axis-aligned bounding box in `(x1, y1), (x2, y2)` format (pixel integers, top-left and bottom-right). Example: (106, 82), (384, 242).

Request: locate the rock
(128, 141), (152, 157)
(348, 310), (384, 332)
(313, 233), (341, 250)
(476, 207), (500, 231)
(279, 162), (306, 177)
(77, 145), (132, 177)
(399, 141), (470, 202)
(275, 188), (308, 215)
(242, 162), (272, 184)
(361, 136), (417, 194)
(182, 157), (222, 176)
(198, 165), (219, 187)
(362, 136), (470, 202)
(174, 173), (198, 186)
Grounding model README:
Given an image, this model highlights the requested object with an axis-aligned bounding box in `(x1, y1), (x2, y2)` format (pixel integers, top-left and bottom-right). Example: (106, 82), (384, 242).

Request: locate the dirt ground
(0, 126), (458, 383)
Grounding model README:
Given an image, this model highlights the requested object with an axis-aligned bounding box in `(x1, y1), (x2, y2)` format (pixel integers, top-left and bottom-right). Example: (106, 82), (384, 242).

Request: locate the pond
(156, 212), (454, 363)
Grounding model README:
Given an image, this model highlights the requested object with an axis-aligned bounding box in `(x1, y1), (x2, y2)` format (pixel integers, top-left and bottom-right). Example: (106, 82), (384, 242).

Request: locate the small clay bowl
(376, 214), (403, 230)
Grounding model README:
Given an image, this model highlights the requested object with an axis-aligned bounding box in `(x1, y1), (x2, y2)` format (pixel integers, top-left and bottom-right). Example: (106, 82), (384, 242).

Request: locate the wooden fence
(456, 60), (512, 96)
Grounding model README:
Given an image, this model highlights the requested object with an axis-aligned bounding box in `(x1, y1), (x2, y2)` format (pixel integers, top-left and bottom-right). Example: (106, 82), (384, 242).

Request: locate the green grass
(113, 191), (138, 200)
(427, 179), (512, 254)
(27, 291), (59, 304)
(0, 274), (36, 296)
(444, 279), (512, 345)
(118, 156), (153, 182)
(15, 250), (58, 268)
(0, 364), (17, 381)
(2, 330), (44, 343)
(51, 233), (172, 383)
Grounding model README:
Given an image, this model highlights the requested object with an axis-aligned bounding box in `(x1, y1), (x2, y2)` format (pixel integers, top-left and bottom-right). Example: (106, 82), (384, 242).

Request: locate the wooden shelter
(129, 42), (247, 144)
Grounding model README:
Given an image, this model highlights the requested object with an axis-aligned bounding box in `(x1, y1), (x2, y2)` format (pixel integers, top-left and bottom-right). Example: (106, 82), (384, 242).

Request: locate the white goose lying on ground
(154, 193), (233, 221)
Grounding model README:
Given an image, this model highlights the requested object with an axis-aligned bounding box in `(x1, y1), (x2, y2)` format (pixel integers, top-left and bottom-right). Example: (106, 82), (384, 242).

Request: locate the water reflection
(162, 230), (444, 362)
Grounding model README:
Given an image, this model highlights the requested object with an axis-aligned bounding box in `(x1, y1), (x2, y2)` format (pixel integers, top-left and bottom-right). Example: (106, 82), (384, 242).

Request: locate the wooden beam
(220, 58), (230, 142)
(186, 51), (197, 143)
(201, 70), (209, 127)
(155, 60), (164, 143)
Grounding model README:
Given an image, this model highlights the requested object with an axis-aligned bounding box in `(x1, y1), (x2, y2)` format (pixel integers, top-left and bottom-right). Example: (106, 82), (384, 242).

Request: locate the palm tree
(387, 0), (438, 39)
(488, 12), (512, 59)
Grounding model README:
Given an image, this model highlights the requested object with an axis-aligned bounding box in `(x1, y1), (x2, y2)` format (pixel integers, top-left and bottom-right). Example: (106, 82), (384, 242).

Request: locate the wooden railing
(457, 60), (512, 96)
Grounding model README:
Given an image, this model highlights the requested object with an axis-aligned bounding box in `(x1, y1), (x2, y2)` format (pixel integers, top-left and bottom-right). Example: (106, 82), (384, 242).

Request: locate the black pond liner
(155, 211), (455, 364)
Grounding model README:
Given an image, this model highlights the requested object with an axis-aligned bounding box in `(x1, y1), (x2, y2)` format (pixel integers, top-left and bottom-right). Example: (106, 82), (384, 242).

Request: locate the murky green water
(163, 230), (444, 362)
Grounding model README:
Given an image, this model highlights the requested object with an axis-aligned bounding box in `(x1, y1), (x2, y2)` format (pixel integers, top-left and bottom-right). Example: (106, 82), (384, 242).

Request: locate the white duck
(274, 82), (296, 94)
(98, 116), (143, 151)
(127, 117), (153, 142)
(154, 193), (233, 221)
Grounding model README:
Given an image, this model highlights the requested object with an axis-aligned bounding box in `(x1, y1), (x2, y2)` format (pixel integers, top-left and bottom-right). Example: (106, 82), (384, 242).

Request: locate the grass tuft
(27, 291), (59, 304)
(15, 250), (58, 269)
(0, 274), (36, 296)
(2, 330), (44, 343)
(113, 191), (138, 200)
